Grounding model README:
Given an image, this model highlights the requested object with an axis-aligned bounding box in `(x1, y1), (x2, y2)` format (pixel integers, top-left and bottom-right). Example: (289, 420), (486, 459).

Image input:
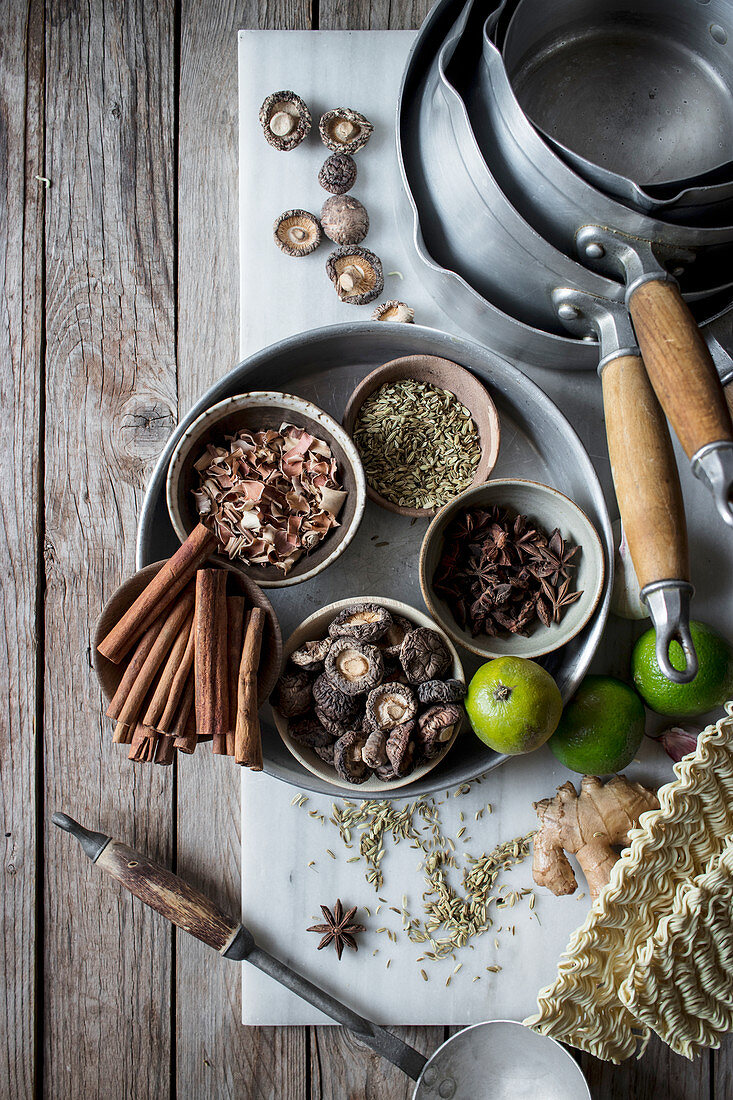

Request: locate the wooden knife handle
(601, 354), (689, 589)
(628, 279), (733, 459)
(96, 839), (240, 952)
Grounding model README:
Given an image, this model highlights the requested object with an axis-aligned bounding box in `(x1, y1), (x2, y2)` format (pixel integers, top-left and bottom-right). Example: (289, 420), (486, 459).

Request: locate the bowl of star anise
(419, 479), (606, 661)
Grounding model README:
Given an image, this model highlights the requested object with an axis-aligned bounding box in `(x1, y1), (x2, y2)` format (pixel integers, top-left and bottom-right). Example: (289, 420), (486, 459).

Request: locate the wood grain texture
(311, 1026), (443, 1099)
(0, 1), (44, 1096)
(43, 0), (177, 1096)
(175, 2), (311, 1098)
(601, 354), (689, 588)
(629, 280), (733, 458)
(319, 0), (433, 29)
(579, 1035), (710, 1099)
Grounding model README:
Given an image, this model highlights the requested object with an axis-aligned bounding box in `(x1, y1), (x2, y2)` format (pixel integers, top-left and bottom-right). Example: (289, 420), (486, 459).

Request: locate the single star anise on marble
(307, 899), (366, 960)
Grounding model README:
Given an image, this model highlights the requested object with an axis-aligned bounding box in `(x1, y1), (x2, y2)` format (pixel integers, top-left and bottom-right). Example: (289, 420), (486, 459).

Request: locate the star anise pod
(307, 899), (366, 960)
(541, 529), (580, 586)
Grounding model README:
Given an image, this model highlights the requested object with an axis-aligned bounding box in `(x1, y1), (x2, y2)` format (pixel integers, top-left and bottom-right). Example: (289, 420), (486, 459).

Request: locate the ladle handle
(601, 354), (697, 683)
(53, 812), (428, 1083)
(628, 280), (733, 459)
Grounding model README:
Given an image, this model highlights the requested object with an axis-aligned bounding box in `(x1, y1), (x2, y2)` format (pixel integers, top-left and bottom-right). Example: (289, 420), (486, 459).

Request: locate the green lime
(465, 656), (562, 755)
(631, 620), (733, 717)
(549, 675), (645, 773)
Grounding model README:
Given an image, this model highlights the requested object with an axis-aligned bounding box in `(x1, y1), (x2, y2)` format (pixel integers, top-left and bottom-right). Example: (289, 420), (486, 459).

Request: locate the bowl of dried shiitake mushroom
(271, 596), (466, 791)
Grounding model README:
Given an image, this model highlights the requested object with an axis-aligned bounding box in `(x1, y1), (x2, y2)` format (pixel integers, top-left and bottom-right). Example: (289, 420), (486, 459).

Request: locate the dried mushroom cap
(326, 247), (384, 305)
(319, 108), (373, 155)
(333, 730), (372, 784)
(400, 627), (451, 683)
(319, 153), (357, 195)
(291, 637), (332, 671)
(320, 195), (369, 246)
(315, 705), (363, 738)
(362, 728), (389, 769)
(373, 761), (398, 782)
(273, 669), (313, 717)
(288, 714), (336, 749)
(365, 682), (417, 731)
(260, 90), (311, 151)
(417, 678), (467, 706)
(385, 721), (417, 776)
(328, 603), (392, 642)
(372, 300), (415, 324)
(273, 210), (321, 257)
(313, 741), (336, 766)
(325, 638), (384, 696)
(379, 614), (415, 658)
(416, 704), (463, 759)
(313, 672), (360, 723)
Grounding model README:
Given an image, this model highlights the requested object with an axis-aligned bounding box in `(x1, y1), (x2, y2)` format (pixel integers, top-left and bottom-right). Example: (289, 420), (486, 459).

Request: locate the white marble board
(238, 29), (733, 1026)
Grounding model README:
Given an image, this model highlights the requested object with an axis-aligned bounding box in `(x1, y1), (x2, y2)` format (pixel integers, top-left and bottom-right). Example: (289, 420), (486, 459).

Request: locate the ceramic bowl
(419, 479), (605, 661)
(342, 354), (501, 518)
(272, 596), (465, 792)
(93, 559), (282, 706)
(166, 391), (366, 588)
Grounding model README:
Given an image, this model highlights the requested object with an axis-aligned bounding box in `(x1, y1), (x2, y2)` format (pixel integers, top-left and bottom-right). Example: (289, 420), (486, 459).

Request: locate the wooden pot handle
(601, 353), (689, 589)
(628, 279), (733, 460)
(96, 839), (240, 952)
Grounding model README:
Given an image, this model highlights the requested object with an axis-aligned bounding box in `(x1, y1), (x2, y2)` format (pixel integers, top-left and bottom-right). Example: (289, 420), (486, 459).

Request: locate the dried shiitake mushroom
(315, 706), (353, 738)
(320, 195), (369, 246)
(260, 90), (311, 151)
(365, 682), (417, 731)
(325, 638), (384, 696)
(416, 704), (463, 759)
(313, 673), (360, 723)
(373, 761), (398, 782)
(328, 603), (392, 642)
(333, 730), (371, 784)
(291, 637), (332, 671)
(319, 108), (373, 155)
(273, 209), (321, 257)
(372, 300), (415, 323)
(385, 721), (417, 776)
(319, 153), (357, 195)
(313, 741), (336, 766)
(289, 714), (336, 749)
(273, 669), (313, 717)
(326, 246), (384, 305)
(400, 628), (451, 684)
(417, 679), (467, 706)
(362, 728), (388, 769)
(379, 614), (414, 659)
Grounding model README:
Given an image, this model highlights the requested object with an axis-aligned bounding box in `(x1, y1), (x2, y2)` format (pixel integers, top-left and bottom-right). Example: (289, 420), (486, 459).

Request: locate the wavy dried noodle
(193, 423), (347, 575)
(524, 702), (733, 1063)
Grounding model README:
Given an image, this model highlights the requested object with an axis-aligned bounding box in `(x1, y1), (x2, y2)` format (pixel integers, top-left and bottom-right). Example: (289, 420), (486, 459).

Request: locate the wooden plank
(579, 1036), (711, 1099)
(0, 1), (44, 1096)
(174, 2), (310, 1097)
(43, 1), (178, 1096)
(318, 0), (432, 29)
(714, 1037), (733, 1098)
(311, 1026), (444, 1099)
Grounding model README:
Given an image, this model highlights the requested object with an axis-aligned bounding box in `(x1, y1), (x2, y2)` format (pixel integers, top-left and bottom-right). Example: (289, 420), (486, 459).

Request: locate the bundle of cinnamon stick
(97, 524), (268, 769)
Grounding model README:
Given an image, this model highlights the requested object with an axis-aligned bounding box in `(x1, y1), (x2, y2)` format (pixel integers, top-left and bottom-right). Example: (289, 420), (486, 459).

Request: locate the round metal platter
(137, 322), (613, 798)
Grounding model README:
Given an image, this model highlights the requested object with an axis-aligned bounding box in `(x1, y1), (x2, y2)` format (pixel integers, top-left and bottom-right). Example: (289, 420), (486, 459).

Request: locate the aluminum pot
(502, 0), (733, 194)
(399, 0), (733, 530)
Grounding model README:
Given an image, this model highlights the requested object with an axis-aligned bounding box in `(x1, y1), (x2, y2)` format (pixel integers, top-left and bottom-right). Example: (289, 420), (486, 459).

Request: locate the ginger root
(533, 774), (659, 900)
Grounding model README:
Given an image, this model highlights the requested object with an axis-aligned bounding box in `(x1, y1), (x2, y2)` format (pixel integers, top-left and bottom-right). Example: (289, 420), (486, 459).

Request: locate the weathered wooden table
(4, 1), (732, 1096)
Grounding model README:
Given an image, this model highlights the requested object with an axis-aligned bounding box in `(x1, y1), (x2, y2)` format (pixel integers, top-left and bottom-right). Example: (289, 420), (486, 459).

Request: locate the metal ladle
(53, 813), (590, 1100)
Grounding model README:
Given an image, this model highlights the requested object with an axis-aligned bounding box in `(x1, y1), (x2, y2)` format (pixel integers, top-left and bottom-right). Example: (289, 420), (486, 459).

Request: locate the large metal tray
(137, 322), (613, 798)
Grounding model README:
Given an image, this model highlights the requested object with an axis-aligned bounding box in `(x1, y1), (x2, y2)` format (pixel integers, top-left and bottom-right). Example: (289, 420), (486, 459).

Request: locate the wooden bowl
(272, 596), (465, 793)
(93, 559), (283, 706)
(342, 354), (501, 518)
(166, 391), (366, 588)
(419, 479), (606, 661)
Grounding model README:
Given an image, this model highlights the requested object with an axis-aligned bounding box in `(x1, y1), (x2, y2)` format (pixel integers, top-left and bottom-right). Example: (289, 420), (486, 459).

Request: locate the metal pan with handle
(54, 812), (591, 1100)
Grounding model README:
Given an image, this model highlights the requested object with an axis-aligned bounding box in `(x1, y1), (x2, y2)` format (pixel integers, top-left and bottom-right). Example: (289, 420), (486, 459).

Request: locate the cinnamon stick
(106, 613), (166, 721)
(112, 720), (133, 745)
(156, 615), (196, 734)
(194, 569), (229, 752)
(172, 678), (197, 754)
(115, 587), (196, 729)
(128, 722), (158, 763)
(235, 607), (265, 769)
(140, 610), (194, 734)
(98, 523), (216, 664)
(155, 734), (176, 766)
(225, 596), (246, 756)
